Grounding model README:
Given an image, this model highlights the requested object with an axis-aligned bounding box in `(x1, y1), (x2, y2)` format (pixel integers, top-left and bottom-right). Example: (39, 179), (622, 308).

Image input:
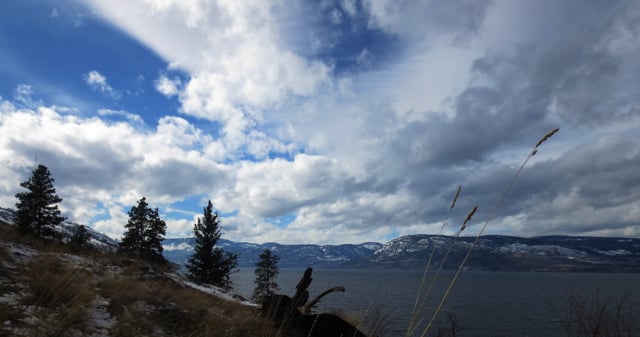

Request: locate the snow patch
(87, 297), (116, 336)
(596, 249), (630, 256)
(164, 273), (258, 307)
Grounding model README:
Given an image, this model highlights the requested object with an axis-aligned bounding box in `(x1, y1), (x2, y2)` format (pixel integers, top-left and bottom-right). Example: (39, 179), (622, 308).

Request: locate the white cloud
(84, 0), (331, 139)
(98, 109), (143, 123)
(155, 75), (181, 97)
(0, 98), (230, 238)
(163, 242), (193, 251)
(341, 0), (357, 17)
(84, 70), (121, 99)
(3, 1), (640, 245)
(13, 84), (41, 108)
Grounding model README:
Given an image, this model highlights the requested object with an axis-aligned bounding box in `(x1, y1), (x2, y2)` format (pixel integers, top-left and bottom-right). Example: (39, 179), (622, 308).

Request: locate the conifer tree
(15, 164), (66, 238)
(187, 200), (238, 288)
(221, 251), (239, 292)
(252, 249), (280, 302)
(119, 197), (166, 262)
(70, 225), (91, 251)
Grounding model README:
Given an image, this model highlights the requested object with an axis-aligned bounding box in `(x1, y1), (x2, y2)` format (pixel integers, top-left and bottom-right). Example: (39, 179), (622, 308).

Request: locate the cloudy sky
(1, 0), (638, 244)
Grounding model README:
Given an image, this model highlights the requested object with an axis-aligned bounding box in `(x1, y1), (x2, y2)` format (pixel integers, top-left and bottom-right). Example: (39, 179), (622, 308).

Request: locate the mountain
(163, 237), (383, 268)
(355, 234), (640, 272)
(3, 206), (638, 272)
(164, 234), (640, 272)
(0, 207), (118, 253)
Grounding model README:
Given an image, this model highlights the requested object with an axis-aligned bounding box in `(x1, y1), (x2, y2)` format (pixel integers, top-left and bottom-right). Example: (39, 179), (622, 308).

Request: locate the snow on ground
(86, 297), (116, 337)
(164, 272), (259, 307)
(2, 242), (38, 265)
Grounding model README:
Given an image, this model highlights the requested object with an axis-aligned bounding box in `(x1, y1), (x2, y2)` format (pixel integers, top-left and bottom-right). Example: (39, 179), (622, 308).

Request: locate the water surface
(231, 269), (639, 337)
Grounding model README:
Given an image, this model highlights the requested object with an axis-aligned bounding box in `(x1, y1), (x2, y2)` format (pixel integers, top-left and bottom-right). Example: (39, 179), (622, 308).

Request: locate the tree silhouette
(70, 225), (91, 251)
(187, 200), (238, 289)
(15, 164), (66, 238)
(119, 197), (166, 262)
(253, 249), (280, 302)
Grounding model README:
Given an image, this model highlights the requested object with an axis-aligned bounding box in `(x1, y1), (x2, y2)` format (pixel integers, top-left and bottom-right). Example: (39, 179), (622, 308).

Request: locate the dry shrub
(561, 291), (639, 337)
(101, 273), (272, 337)
(22, 254), (97, 335)
(24, 255), (95, 309)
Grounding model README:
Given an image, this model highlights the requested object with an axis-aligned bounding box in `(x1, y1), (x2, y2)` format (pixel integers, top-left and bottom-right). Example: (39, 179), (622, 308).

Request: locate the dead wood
(260, 268), (368, 337)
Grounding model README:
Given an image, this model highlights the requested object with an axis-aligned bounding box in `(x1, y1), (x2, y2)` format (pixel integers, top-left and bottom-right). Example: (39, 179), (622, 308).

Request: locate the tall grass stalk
(419, 127), (559, 337)
(407, 205), (477, 337)
(406, 186), (461, 336)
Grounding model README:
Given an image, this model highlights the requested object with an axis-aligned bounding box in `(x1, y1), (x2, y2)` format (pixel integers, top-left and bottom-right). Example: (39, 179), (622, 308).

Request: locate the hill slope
(355, 234), (640, 272)
(0, 217), (289, 336)
(163, 237), (382, 268)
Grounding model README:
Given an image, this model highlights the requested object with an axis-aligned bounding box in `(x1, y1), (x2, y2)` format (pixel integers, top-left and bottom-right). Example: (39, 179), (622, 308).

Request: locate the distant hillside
(163, 234), (640, 272)
(3, 206), (639, 272)
(163, 237), (382, 268)
(0, 207), (118, 253)
(354, 234), (640, 272)
(0, 209), (279, 337)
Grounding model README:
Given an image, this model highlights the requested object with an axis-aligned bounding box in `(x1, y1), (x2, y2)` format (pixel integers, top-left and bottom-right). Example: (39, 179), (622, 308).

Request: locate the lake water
(230, 268), (640, 337)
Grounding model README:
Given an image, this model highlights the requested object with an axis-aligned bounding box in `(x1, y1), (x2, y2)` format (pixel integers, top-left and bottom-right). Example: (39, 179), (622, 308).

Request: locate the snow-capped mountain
(356, 234), (640, 272)
(0, 207), (14, 225)
(0, 207), (118, 252)
(3, 206), (638, 271)
(163, 237), (383, 268)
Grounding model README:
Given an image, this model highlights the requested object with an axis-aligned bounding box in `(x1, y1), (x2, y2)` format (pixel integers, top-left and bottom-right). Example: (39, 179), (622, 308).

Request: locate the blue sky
(1, 0), (639, 244)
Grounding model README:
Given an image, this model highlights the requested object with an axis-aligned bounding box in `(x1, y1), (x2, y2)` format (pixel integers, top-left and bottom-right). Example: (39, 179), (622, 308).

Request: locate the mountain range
(2, 207), (639, 272)
(162, 237), (382, 269)
(163, 235), (640, 272)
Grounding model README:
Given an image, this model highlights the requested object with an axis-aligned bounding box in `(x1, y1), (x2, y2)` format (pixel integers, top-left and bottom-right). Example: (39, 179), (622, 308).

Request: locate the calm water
(231, 269), (640, 337)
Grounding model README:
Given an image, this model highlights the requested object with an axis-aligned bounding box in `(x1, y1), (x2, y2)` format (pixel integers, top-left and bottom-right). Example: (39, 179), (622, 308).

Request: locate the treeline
(13, 164), (280, 300)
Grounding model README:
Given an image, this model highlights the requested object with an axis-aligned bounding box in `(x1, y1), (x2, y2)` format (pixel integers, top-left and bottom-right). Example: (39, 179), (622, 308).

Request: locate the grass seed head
(450, 185), (462, 210)
(461, 206), (478, 231)
(535, 127), (559, 149)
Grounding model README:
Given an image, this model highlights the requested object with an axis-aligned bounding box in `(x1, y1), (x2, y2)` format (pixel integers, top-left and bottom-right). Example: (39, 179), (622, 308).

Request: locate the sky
(1, 0), (639, 244)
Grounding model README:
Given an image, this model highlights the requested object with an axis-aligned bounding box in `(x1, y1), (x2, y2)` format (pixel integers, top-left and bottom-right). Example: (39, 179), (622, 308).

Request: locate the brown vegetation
(0, 224), (274, 337)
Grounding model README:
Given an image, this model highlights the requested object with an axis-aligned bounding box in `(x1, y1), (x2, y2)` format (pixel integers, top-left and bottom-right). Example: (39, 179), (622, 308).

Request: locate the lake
(230, 268), (640, 337)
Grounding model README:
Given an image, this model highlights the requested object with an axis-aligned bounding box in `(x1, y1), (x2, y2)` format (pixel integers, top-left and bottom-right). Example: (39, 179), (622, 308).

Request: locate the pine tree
(187, 200), (238, 288)
(252, 249), (280, 302)
(15, 164), (66, 238)
(221, 251), (239, 292)
(70, 225), (91, 251)
(119, 197), (166, 262)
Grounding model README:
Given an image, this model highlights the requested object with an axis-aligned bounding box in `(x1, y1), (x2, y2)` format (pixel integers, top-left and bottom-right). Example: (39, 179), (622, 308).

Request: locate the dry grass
(557, 291), (639, 337)
(409, 128), (561, 337)
(0, 223), (281, 337)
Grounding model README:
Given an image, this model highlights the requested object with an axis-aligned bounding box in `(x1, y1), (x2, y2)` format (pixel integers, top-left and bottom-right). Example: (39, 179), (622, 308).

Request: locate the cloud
(0, 97), (230, 238)
(84, 70), (121, 99)
(12, 84), (41, 108)
(98, 109), (143, 123)
(363, 0), (493, 42)
(155, 75), (181, 97)
(2, 1), (640, 245)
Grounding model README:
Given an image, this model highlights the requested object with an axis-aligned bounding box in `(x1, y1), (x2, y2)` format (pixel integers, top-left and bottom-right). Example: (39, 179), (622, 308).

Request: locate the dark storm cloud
(385, 0), (635, 167)
(341, 0), (640, 238)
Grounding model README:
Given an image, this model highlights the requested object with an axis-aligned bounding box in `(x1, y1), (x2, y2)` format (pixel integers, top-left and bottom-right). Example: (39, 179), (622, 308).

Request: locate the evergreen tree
(186, 200), (238, 288)
(69, 225), (91, 251)
(252, 249), (280, 302)
(221, 251), (239, 292)
(119, 197), (166, 262)
(15, 164), (66, 238)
